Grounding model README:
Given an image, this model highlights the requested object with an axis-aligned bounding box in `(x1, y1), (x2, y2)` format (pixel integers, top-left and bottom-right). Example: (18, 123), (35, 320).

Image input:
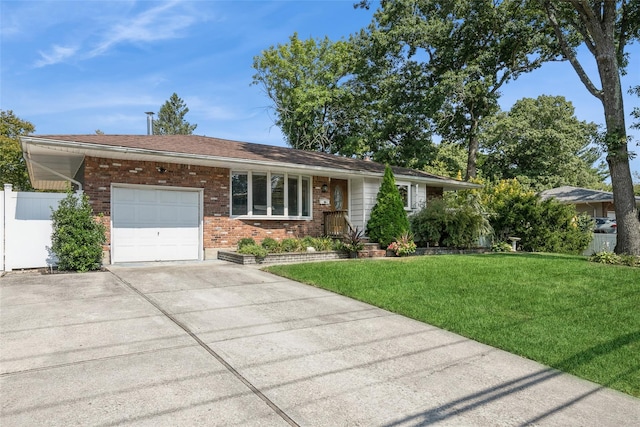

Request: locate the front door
(330, 179), (348, 211)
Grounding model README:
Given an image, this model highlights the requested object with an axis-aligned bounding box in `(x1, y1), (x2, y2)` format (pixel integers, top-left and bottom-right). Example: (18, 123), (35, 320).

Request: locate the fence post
(2, 184), (13, 271)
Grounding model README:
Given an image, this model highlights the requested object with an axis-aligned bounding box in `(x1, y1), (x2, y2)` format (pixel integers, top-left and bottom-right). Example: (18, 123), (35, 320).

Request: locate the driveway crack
(108, 270), (300, 427)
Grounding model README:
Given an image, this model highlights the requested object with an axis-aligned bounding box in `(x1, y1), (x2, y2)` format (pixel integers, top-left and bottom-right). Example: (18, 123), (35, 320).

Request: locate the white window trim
(397, 182), (412, 211)
(230, 171), (312, 219)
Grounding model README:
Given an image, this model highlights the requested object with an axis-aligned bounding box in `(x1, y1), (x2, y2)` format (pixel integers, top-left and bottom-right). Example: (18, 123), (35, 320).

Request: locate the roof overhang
(21, 138), (85, 190)
(20, 136), (481, 191)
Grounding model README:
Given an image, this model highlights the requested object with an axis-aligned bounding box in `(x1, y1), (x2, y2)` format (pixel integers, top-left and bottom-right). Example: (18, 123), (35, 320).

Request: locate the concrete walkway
(1, 261), (638, 426)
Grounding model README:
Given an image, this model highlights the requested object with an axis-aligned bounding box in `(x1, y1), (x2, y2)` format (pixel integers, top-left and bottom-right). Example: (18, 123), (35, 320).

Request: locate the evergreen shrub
(366, 165), (409, 248)
(50, 191), (106, 272)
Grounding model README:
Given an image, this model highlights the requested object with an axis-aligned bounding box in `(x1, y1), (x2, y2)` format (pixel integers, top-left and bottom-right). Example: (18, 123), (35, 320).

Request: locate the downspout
(24, 154), (83, 192)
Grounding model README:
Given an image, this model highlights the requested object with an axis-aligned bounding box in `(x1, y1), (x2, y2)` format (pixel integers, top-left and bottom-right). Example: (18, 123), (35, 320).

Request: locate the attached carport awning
(20, 139), (85, 190)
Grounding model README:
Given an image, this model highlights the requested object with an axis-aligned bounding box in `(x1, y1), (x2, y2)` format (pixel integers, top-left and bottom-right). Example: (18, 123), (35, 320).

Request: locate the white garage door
(112, 186), (201, 263)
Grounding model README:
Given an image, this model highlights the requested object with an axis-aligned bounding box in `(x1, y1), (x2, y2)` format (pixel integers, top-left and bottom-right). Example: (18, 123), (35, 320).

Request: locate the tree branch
(544, 1), (603, 101)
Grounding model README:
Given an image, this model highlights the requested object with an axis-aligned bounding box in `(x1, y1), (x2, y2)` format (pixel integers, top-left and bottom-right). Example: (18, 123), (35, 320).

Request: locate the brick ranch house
(20, 135), (479, 264)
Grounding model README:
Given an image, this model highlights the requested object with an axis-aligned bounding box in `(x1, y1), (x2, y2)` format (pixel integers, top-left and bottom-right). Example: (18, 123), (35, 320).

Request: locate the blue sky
(1, 0), (639, 177)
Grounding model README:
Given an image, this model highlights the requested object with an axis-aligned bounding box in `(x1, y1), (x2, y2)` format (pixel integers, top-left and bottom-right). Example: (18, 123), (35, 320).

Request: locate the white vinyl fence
(583, 233), (617, 256)
(1, 184), (66, 271)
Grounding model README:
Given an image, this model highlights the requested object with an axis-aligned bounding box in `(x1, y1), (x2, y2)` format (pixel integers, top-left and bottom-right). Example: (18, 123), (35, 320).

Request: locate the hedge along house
(20, 135), (479, 264)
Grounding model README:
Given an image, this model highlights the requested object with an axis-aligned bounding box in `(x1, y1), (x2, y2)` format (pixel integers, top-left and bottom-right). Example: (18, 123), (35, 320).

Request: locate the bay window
(231, 171), (311, 218)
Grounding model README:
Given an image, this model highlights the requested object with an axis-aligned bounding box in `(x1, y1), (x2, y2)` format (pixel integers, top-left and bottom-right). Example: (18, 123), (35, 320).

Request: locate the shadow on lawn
(382, 331), (640, 426)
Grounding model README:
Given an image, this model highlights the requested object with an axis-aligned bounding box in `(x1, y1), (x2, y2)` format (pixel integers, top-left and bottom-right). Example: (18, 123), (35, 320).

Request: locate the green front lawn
(265, 253), (640, 397)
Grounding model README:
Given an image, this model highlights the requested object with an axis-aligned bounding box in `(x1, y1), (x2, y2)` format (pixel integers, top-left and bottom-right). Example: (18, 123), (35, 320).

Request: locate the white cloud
(29, 1), (203, 67)
(89, 1), (198, 57)
(35, 45), (79, 67)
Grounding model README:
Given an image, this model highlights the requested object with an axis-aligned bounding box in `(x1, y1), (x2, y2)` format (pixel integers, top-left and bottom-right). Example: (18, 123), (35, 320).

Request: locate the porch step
(359, 242), (387, 258)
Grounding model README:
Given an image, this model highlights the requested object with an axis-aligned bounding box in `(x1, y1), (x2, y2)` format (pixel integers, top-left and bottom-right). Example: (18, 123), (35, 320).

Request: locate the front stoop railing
(324, 210), (353, 238)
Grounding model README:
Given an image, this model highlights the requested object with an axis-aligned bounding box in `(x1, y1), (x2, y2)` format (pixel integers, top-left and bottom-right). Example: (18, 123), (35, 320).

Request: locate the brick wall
(84, 157), (333, 250)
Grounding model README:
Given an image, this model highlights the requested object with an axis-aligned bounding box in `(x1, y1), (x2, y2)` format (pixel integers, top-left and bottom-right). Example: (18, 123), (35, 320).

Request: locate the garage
(111, 186), (202, 263)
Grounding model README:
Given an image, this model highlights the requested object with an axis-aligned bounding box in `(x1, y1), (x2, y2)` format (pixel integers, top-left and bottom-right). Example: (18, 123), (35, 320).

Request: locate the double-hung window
(231, 171), (311, 218)
(396, 183), (411, 210)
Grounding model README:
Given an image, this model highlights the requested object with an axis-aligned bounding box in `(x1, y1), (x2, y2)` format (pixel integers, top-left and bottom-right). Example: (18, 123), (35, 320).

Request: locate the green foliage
(576, 213), (595, 234)
(589, 252), (640, 268)
(410, 191), (491, 249)
(241, 236), (343, 255)
(237, 238), (256, 250)
(485, 179), (591, 254)
(621, 255), (640, 267)
(252, 33), (358, 153)
(366, 166), (409, 247)
(409, 197), (446, 247)
(481, 95), (607, 189)
(280, 238), (302, 253)
(1, 110), (35, 191)
(153, 93), (197, 135)
(301, 236), (337, 252)
(237, 244), (268, 260)
(261, 237), (281, 252)
(50, 191), (106, 272)
(342, 227), (365, 254)
(422, 142), (468, 179)
(589, 251), (622, 265)
(491, 242), (513, 252)
(357, 0), (561, 178)
(631, 86), (640, 131)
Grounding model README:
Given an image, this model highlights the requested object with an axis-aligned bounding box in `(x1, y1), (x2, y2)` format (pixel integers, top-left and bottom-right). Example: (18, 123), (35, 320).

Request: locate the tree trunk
(597, 43), (640, 255)
(465, 118), (479, 180)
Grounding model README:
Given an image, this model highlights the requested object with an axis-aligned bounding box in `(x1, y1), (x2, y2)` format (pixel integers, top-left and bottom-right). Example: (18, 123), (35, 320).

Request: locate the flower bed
(218, 250), (349, 265)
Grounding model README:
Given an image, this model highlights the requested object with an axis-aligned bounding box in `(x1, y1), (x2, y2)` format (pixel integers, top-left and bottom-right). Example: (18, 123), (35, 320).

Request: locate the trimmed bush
(366, 165), (409, 248)
(261, 237), (280, 252)
(491, 242), (513, 252)
(50, 191), (106, 272)
(237, 244), (268, 259)
(237, 238), (256, 250)
(281, 238), (302, 252)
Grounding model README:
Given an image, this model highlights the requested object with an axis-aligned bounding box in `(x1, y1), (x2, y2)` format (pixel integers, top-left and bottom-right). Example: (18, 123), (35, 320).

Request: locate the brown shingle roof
(29, 134), (463, 182)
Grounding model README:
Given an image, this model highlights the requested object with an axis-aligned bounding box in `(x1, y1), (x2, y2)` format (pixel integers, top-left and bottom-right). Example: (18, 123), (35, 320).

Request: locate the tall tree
(0, 110), (35, 190)
(252, 33), (358, 153)
(422, 142), (468, 179)
(357, 0), (561, 180)
(481, 95), (607, 189)
(535, 0), (640, 255)
(153, 93), (197, 135)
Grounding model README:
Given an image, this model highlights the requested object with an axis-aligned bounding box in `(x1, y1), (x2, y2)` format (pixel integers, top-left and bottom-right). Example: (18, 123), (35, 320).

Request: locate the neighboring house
(539, 185), (640, 219)
(20, 135), (479, 264)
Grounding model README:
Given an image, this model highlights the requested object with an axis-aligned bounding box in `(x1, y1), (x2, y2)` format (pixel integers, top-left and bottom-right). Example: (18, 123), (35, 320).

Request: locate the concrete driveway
(1, 261), (638, 426)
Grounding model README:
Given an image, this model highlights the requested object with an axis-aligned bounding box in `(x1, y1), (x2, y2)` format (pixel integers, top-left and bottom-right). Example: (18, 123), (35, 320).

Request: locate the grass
(264, 253), (640, 397)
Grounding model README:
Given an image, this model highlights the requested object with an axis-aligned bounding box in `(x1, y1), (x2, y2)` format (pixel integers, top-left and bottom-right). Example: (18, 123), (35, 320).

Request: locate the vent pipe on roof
(145, 112), (155, 135)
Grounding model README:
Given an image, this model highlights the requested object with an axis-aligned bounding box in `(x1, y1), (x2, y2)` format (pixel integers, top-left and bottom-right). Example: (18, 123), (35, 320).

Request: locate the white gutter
(20, 136), (481, 189)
